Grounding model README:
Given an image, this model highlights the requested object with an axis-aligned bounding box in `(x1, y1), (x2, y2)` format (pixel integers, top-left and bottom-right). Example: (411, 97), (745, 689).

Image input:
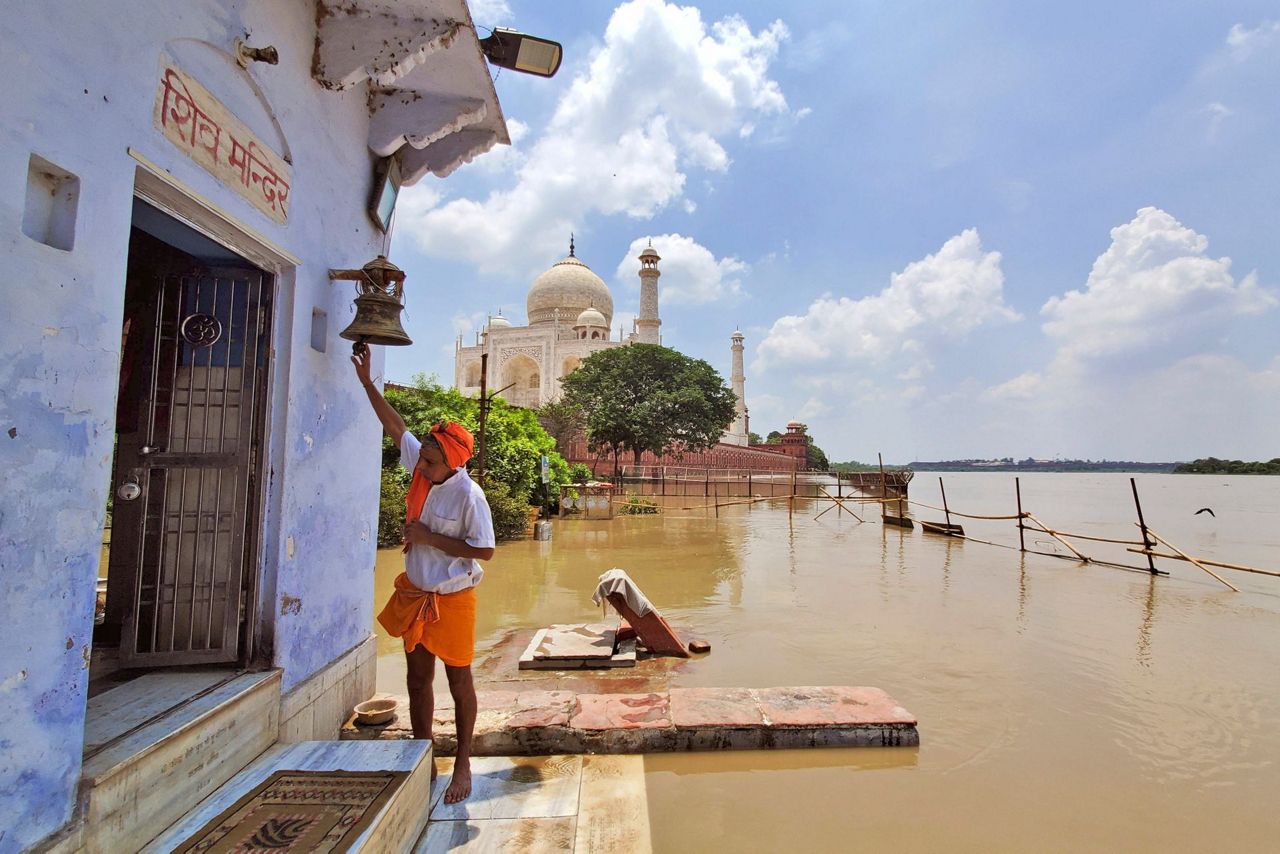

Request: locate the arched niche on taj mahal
(463, 360), (482, 388)
(562, 356), (582, 377)
(502, 353), (541, 409)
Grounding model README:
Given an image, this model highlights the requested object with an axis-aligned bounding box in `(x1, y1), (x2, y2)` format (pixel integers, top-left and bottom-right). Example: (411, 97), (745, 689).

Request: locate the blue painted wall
(0, 2), (388, 847)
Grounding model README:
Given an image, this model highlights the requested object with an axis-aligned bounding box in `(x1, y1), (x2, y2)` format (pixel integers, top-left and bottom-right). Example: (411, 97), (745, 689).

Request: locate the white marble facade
(454, 241), (755, 451)
(455, 241), (634, 408)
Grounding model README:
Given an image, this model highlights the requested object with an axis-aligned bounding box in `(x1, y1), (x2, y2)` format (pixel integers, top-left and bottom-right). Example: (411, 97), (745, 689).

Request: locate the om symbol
(181, 313), (223, 347)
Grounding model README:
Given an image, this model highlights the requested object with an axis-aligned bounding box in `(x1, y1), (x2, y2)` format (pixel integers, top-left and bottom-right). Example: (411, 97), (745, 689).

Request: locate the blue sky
(386, 0), (1280, 463)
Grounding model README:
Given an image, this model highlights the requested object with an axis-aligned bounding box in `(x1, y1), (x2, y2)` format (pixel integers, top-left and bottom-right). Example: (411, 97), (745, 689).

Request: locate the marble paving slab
(83, 670), (235, 754)
(519, 635), (636, 671)
(574, 755), (651, 854)
(533, 624), (616, 660)
(417, 816), (577, 853)
(417, 755), (649, 853)
(429, 756), (583, 823)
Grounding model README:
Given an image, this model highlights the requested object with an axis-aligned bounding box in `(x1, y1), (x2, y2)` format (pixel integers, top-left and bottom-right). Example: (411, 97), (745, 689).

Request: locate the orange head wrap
(428, 421), (474, 470)
(405, 422), (476, 539)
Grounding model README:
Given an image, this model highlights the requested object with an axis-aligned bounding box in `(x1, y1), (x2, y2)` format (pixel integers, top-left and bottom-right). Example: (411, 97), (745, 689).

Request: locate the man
(353, 344), (494, 804)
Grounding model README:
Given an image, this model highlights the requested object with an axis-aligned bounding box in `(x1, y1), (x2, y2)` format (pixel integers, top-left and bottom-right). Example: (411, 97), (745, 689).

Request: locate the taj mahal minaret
(725, 329), (750, 445)
(635, 242), (662, 345)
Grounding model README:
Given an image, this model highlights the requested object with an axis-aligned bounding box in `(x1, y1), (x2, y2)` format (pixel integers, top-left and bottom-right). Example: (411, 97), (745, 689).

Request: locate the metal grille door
(112, 258), (271, 667)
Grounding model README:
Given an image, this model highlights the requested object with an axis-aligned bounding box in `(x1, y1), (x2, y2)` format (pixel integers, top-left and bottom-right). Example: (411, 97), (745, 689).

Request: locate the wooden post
(878, 453), (887, 521)
(477, 352), (489, 486)
(940, 477), (953, 528)
(714, 479), (719, 518)
(1015, 477), (1025, 553)
(1130, 477), (1158, 575)
(789, 467), (796, 525)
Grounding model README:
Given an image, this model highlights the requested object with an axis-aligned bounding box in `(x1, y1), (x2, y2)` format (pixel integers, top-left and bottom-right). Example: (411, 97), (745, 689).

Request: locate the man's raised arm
(351, 343), (407, 445)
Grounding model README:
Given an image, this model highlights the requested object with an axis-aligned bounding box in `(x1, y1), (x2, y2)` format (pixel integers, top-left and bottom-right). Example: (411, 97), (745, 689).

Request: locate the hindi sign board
(153, 58), (291, 224)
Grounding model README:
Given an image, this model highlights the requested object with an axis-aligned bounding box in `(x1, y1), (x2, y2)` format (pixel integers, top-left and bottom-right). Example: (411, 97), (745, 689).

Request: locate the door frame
(129, 149), (297, 668)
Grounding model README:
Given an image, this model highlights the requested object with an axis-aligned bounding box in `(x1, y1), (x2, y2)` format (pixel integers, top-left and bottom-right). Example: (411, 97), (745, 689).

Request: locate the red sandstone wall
(560, 437), (801, 473)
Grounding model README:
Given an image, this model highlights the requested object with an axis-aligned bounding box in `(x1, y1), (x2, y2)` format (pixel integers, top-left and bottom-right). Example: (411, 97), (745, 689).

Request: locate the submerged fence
(605, 470), (1275, 593)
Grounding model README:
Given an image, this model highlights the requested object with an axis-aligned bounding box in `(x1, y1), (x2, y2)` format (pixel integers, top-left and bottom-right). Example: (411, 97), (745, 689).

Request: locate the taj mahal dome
(454, 238), (751, 446)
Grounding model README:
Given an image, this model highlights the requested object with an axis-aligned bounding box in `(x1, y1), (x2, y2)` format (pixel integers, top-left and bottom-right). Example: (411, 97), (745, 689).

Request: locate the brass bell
(331, 255), (413, 349)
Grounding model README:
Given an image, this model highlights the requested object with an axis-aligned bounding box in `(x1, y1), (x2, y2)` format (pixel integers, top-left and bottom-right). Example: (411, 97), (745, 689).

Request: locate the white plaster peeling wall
(0, 1), (386, 847)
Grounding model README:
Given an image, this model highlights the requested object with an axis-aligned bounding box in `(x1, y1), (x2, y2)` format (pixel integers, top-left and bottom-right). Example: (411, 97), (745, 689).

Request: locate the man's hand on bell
(403, 521), (434, 547)
(351, 342), (373, 385)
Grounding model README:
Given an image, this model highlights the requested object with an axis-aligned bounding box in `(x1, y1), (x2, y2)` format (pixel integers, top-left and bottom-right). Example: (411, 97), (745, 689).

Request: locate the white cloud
(755, 228), (1019, 372)
(467, 0), (513, 27)
(450, 310), (488, 340)
(796, 397), (829, 419)
(398, 0), (791, 275)
(463, 118), (530, 175)
(1204, 101), (1233, 139)
(1226, 20), (1280, 60)
(1040, 207), (1276, 363)
(983, 371), (1042, 402)
(613, 233), (747, 306)
(972, 211), (1280, 458)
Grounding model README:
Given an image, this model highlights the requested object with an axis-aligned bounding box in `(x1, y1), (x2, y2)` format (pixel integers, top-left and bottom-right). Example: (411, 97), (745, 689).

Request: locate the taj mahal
(453, 239), (752, 447)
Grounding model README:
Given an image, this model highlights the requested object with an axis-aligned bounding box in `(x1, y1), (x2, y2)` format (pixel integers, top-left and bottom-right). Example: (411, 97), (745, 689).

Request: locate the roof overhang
(312, 0), (510, 185)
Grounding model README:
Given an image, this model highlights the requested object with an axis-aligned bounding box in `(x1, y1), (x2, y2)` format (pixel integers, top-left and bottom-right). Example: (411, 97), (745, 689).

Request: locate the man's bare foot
(443, 761), (471, 804)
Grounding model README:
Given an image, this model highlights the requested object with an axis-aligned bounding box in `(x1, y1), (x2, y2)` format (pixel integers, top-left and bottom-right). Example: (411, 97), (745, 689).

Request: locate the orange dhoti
(377, 572), (477, 667)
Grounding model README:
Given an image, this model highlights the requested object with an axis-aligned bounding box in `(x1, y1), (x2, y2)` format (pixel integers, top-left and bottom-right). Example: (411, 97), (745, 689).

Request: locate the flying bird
(1194, 507), (1216, 517)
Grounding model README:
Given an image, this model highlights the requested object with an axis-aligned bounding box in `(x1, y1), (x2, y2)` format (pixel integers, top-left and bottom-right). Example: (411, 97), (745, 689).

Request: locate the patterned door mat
(174, 769), (410, 853)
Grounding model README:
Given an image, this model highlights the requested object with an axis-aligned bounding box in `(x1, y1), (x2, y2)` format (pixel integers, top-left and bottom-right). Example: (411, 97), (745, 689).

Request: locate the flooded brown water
(374, 473), (1280, 852)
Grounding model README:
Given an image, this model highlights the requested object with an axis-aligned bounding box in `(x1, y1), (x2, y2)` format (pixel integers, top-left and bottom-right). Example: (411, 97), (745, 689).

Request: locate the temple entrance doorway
(94, 199), (273, 686)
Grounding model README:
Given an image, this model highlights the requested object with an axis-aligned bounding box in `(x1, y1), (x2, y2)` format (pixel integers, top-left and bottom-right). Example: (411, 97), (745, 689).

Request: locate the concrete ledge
(278, 633), (377, 742)
(341, 685), (918, 755)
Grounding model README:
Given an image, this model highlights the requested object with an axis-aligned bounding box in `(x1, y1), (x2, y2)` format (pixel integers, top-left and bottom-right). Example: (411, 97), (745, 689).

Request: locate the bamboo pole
(1125, 549), (1280, 579)
(1130, 478), (1158, 575)
(1015, 477), (1025, 553)
(814, 486), (863, 522)
(1144, 527), (1239, 592)
(1022, 512), (1091, 563)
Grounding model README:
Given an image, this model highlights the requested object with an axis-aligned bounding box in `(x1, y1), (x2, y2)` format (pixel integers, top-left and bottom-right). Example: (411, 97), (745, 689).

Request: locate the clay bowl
(353, 697), (398, 726)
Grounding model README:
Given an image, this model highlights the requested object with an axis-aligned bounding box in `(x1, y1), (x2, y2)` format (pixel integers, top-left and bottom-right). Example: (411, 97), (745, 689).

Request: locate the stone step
(79, 669), (281, 853)
(342, 686), (918, 755)
(144, 739), (434, 853)
(415, 754), (650, 853)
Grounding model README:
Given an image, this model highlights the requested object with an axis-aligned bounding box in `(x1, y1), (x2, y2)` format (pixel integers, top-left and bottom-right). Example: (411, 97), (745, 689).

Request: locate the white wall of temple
(0, 2), (398, 845)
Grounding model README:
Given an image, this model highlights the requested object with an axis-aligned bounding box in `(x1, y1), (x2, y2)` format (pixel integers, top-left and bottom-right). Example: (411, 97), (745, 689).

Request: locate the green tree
(748, 431), (763, 445)
(807, 441), (829, 471)
(765, 430), (782, 445)
(536, 398), (585, 449)
(379, 374), (571, 542)
(560, 344), (737, 473)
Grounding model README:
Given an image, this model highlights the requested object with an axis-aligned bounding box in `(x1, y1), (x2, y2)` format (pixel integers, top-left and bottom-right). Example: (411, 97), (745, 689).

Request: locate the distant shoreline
(905, 462), (1178, 473)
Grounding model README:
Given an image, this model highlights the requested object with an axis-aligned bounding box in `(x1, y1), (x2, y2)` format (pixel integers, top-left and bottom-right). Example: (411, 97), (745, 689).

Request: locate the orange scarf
(404, 422), (475, 550)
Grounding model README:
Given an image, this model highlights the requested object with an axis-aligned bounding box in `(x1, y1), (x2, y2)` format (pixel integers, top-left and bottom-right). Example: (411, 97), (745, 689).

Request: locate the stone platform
(342, 685), (917, 755)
